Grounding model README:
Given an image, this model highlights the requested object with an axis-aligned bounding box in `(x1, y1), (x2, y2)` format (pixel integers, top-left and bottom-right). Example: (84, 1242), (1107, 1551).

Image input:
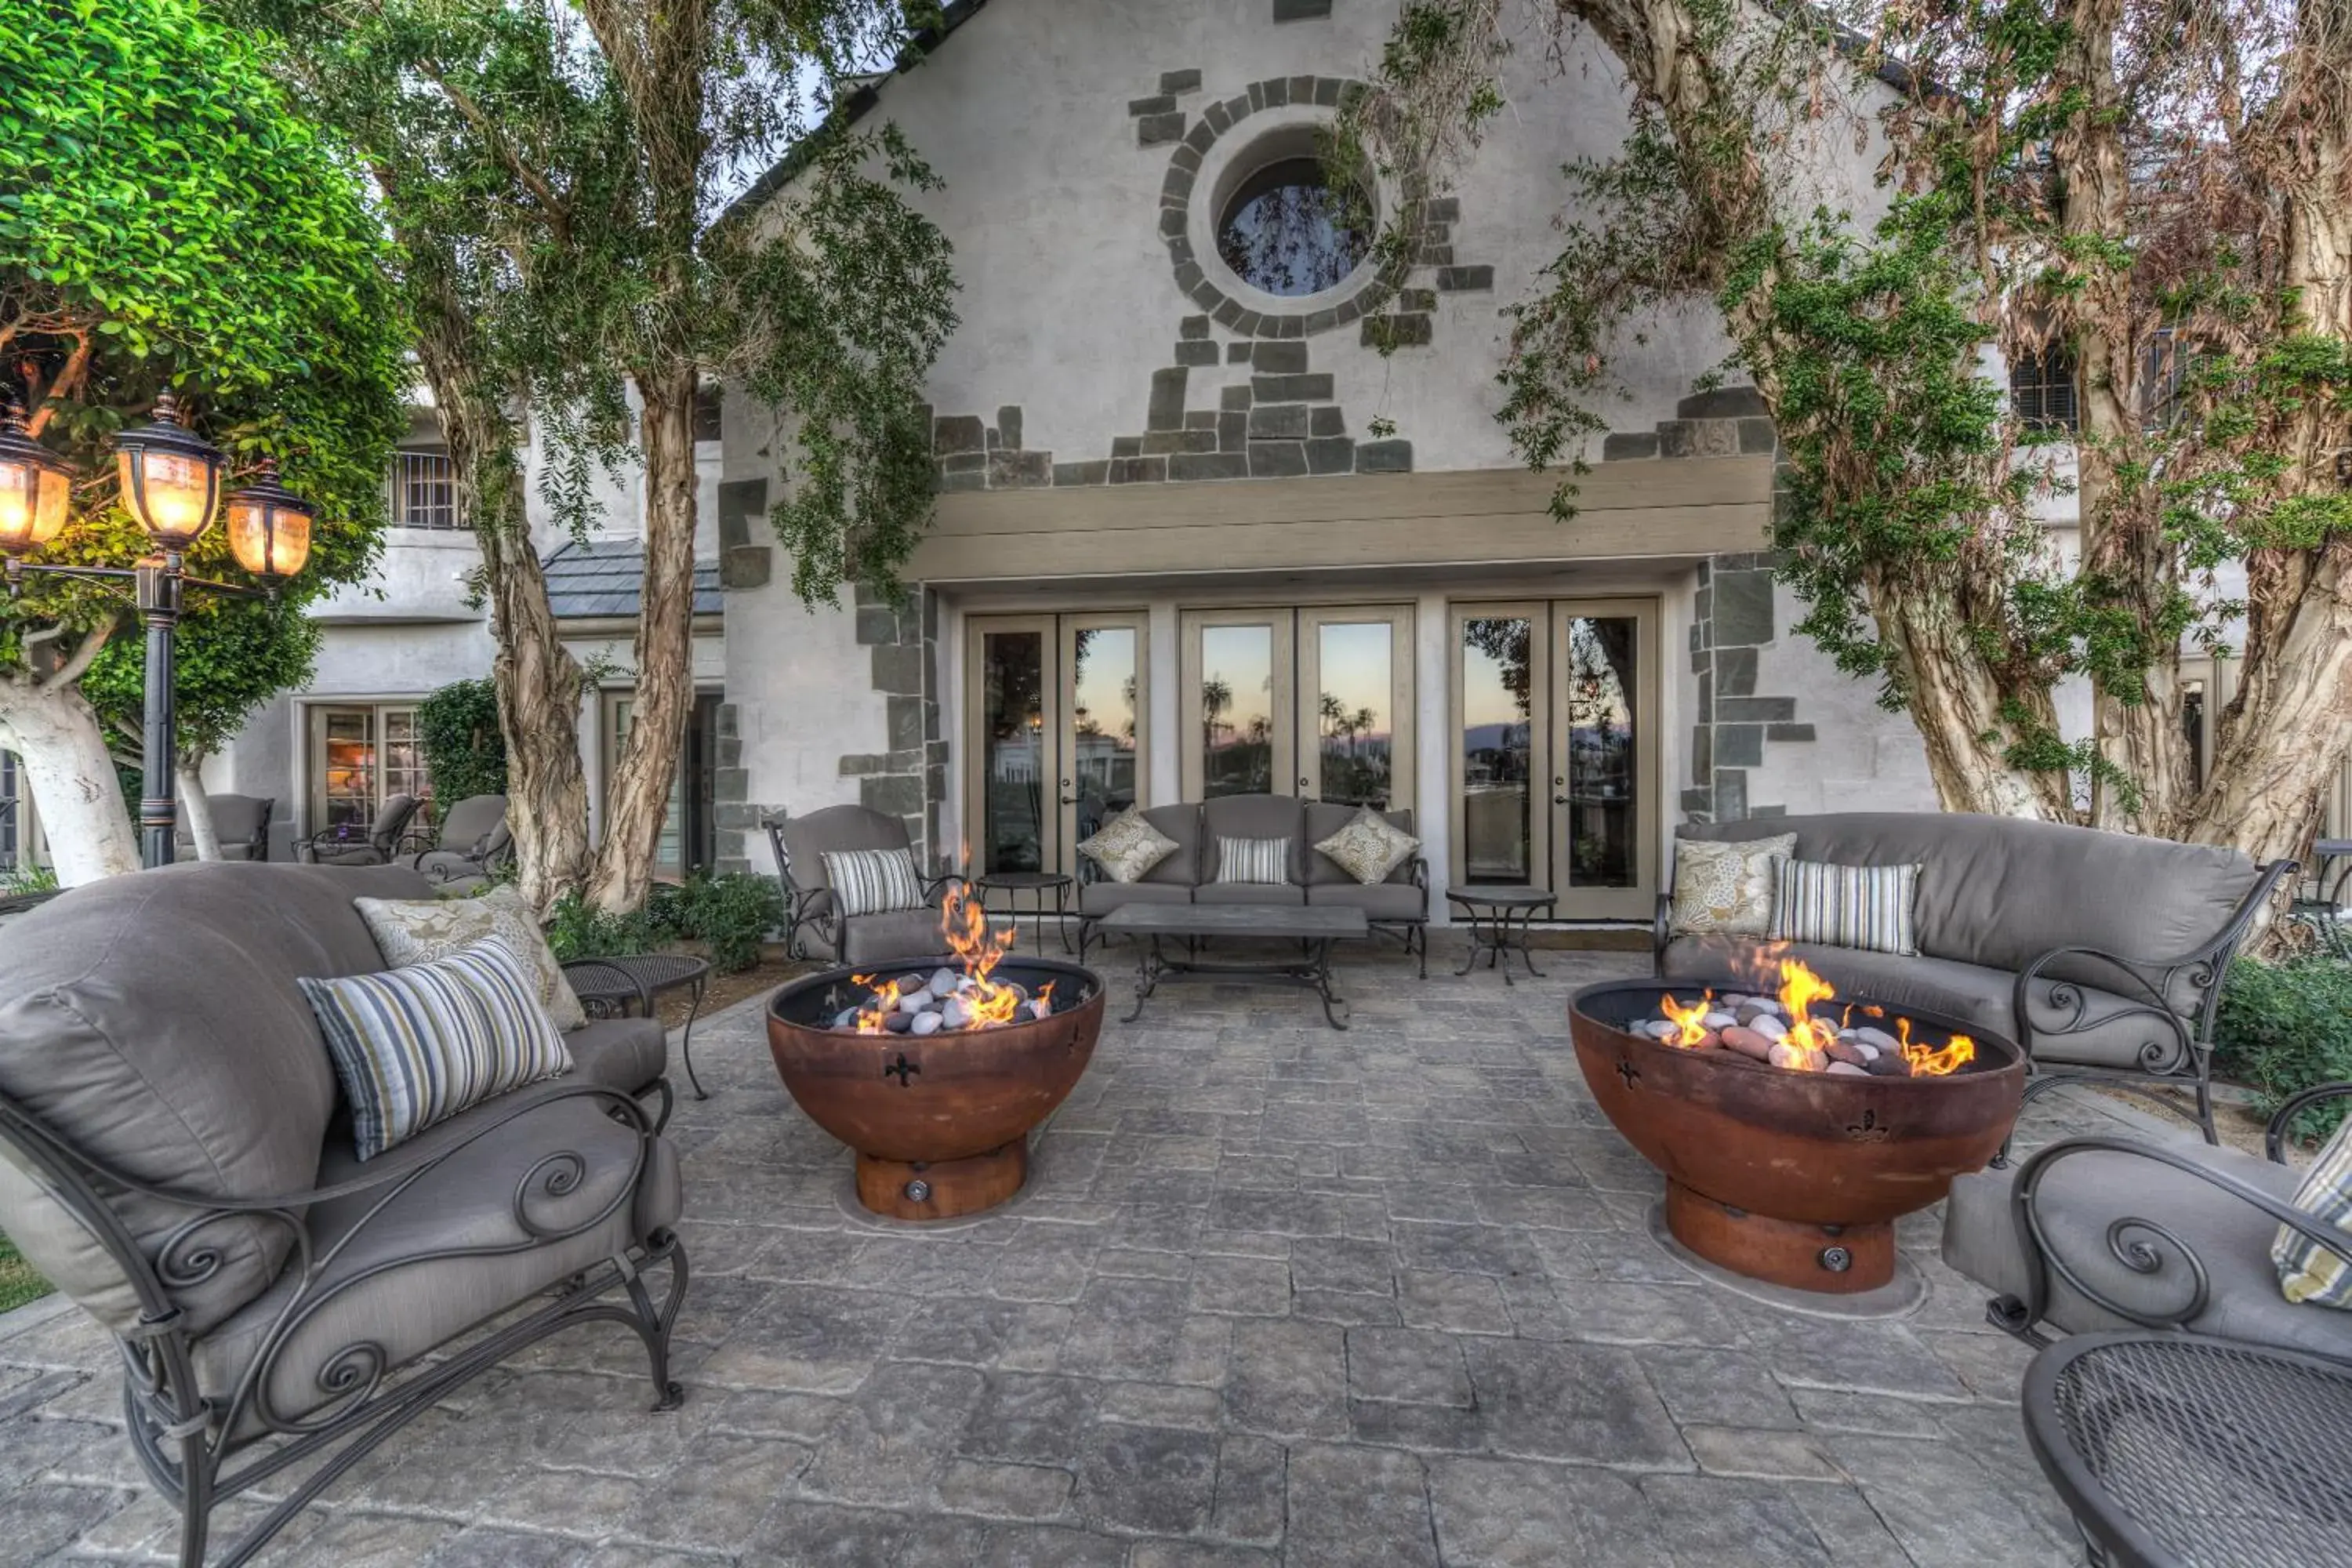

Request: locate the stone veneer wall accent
(833, 582), (947, 871)
(1602, 385), (1813, 826)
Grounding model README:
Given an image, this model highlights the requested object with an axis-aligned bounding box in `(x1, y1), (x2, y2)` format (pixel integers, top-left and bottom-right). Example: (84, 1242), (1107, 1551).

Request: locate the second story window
(692, 386), (723, 444)
(2009, 347), (2079, 434)
(387, 446), (459, 529)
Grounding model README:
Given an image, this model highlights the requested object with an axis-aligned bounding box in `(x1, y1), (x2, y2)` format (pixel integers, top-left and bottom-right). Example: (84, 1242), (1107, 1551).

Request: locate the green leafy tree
(1344, 0), (2352, 884)
(416, 677), (510, 804)
(0, 0), (405, 881)
(249, 0), (959, 913)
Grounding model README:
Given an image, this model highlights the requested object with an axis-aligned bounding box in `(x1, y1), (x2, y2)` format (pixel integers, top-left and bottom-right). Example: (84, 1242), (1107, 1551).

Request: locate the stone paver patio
(0, 942), (2151, 1566)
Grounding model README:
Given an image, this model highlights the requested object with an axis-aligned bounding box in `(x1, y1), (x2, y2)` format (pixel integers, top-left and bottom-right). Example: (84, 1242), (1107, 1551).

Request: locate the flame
(1658, 991), (1715, 1047)
(849, 972), (902, 1033)
(942, 882), (1029, 1027)
(1773, 957), (1838, 1070)
(1896, 1015), (1976, 1076)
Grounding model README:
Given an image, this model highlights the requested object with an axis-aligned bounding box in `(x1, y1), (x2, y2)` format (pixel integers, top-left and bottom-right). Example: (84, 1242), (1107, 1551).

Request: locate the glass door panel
(1298, 606), (1414, 810)
(1181, 611), (1294, 800)
(1555, 608), (1643, 898)
(316, 709), (377, 831)
(1454, 608), (1545, 884)
(971, 619), (1055, 877)
(1063, 618), (1144, 848)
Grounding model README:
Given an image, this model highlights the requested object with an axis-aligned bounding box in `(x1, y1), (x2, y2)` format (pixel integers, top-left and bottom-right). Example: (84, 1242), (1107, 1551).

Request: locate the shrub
(2213, 956), (2352, 1143)
(542, 889), (659, 963)
(416, 679), (508, 804)
(666, 873), (787, 974)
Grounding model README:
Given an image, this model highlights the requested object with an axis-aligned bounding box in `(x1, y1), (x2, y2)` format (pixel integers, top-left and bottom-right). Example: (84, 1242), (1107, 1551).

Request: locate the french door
(603, 691), (720, 880)
(1178, 605), (1416, 811)
(1451, 599), (1658, 919)
(964, 613), (1148, 878)
(306, 703), (427, 834)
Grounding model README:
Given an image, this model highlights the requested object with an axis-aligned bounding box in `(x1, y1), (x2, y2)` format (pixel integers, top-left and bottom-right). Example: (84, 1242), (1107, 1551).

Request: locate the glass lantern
(0, 397), (74, 557)
(225, 459), (314, 579)
(114, 392), (226, 550)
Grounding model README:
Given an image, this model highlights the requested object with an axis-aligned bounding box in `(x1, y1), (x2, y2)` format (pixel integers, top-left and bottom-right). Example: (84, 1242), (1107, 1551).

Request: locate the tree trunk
(415, 290), (594, 918)
(1869, 571), (2066, 819)
(0, 674), (140, 884)
(586, 363), (701, 913)
(176, 757), (220, 860)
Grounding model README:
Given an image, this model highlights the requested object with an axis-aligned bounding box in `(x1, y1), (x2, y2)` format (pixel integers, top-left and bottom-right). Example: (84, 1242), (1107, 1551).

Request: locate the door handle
(1553, 794), (1570, 805)
(1058, 796), (1080, 806)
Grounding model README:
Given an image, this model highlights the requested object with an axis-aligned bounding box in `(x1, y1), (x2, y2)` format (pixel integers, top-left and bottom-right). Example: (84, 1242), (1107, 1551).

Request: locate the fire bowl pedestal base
(854, 1138), (1029, 1222)
(1645, 1200), (1929, 1319)
(1665, 1180), (1896, 1294)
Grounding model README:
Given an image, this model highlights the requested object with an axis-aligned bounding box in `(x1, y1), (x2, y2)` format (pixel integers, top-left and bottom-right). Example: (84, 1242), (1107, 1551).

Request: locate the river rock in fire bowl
(768, 954), (1105, 1221)
(1570, 975), (2024, 1294)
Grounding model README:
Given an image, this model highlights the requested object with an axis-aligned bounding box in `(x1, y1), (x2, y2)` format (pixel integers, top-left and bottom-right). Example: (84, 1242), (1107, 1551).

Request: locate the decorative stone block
(1128, 95), (1177, 116)
(1690, 726), (1712, 779)
(862, 773), (924, 818)
(720, 544), (771, 590)
(1161, 69), (1203, 94)
(1179, 315), (1211, 339)
(986, 450), (1052, 488)
(1228, 342), (1253, 363)
(1142, 429), (1218, 455)
(1309, 406), (1345, 437)
(1767, 723), (1817, 743)
(996, 406), (1022, 450)
(1710, 571), (1775, 646)
(1717, 696), (1796, 723)
(1399, 288), (1438, 311)
(1170, 452), (1250, 481)
(1138, 112), (1186, 147)
(1250, 342), (1308, 373)
(855, 606), (898, 645)
(1185, 408), (1218, 429)
(1112, 435), (1143, 457)
(935, 466), (985, 493)
(1658, 419), (1741, 459)
(1737, 416), (1777, 454)
(1715, 724), (1763, 768)
(1305, 437), (1355, 474)
(1715, 647), (1757, 697)
(872, 643), (924, 697)
(933, 415), (985, 456)
(1220, 384), (1254, 410)
(716, 477), (768, 550)
(1148, 368), (1189, 430)
(1218, 412), (1247, 451)
(1713, 769), (1750, 821)
(1253, 373), (1334, 401)
(1052, 460), (1110, 487)
(1435, 265), (1494, 292)
(1109, 456), (1168, 483)
(1354, 440), (1413, 474)
(1174, 340), (1220, 366)
(1361, 314), (1431, 349)
(1424, 197), (1461, 223)
(1247, 403), (1309, 439)
(1248, 441), (1308, 477)
(1676, 385), (1768, 420)
(1601, 431), (1659, 461)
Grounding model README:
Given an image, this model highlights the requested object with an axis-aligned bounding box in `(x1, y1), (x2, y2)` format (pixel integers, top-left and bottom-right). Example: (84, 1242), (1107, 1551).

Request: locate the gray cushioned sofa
(1659, 813), (2292, 1142)
(1076, 793), (1429, 975)
(1941, 1083), (2352, 1357)
(0, 862), (688, 1567)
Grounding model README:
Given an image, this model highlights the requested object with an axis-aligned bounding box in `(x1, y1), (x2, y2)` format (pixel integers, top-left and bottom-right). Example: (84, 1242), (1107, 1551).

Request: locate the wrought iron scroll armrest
(923, 872), (971, 902)
(2010, 1133), (2350, 1332)
(2267, 1081), (2352, 1163)
(1077, 856), (1104, 887)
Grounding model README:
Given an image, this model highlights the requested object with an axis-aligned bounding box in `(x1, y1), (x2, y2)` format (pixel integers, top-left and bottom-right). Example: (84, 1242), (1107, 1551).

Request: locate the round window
(1214, 156), (1370, 299)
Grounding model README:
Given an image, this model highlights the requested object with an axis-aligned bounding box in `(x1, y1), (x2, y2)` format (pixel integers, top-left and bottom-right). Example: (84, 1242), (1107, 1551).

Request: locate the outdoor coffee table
(1448, 885), (1556, 984)
(2023, 1330), (2352, 1568)
(564, 953), (713, 1099)
(1097, 903), (1368, 1029)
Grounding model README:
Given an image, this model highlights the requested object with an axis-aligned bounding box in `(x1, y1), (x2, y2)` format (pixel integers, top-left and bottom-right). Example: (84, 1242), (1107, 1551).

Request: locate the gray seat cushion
(1200, 795), (1305, 884)
(1679, 814), (2259, 1013)
(1303, 804), (1420, 887)
(834, 909), (950, 967)
(1941, 1137), (2352, 1360)
(197, 1083), (682, 1437)
(564, 1019), (668, 1094)
(1079, 881), (1194, 918)
(1660, 936), (2190, 1071)
(1308, 882), (1426, 921)
(0, 862), (433, 1335)
(1195, 882), (1308, 907)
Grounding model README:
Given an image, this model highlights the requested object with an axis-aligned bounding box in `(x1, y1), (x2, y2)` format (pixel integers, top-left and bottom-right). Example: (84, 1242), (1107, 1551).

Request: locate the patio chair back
(173, 793), (277, 861)
(434, 793), (510, 856)
(369, 792), (421, 855)
(778, 804), (914, 895)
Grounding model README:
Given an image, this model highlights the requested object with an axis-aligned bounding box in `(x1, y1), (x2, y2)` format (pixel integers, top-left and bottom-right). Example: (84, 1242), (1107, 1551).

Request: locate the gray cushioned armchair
(768, 804), (967, 966)
(173, 794), (275, 862)
(400, 793), (512, 893)
(296, 792), (420, 866)
(1942, 1083), (2352, 1359)
(0, 862), (688, 1567)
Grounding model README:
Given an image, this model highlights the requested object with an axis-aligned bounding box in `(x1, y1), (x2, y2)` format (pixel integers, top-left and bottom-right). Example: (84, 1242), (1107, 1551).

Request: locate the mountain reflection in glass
(1217, 159), (1369, 297)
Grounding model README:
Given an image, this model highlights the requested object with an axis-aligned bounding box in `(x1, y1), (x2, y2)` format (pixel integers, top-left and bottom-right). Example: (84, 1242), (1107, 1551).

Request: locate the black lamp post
(0, 393), (314, 869)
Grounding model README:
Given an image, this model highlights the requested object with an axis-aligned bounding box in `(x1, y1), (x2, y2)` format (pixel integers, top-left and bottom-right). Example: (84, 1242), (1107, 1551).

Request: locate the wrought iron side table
(565, 953), (714, 1099)
(2022, 1330), (2352, 1568)
(976, 871), (1074, 954)
(1447, 886), (1556, 985)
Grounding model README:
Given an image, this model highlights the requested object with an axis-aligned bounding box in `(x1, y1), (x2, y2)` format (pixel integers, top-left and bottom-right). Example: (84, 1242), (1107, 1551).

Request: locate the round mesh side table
(566, 953), (713, 1099)
(2023, 1330), (2352, 1568)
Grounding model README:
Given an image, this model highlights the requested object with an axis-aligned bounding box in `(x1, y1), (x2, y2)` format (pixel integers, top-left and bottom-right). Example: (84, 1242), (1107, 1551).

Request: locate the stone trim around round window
(1160, 75), (1418, 339)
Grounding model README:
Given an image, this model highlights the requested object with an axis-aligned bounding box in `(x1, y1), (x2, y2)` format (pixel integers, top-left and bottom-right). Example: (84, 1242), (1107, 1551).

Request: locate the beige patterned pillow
(355, 884), (588, 1031)
(1668, 833), (1798, 938)
(1077, 809), (1180, 884)
(1315, 808), (1421, 886)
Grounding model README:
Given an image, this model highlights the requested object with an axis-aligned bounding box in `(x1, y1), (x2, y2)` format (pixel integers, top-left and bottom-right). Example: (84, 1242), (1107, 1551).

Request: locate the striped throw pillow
(2274, 1120), (2352, 1308)
(821, 847), (927, 916)
(1766, 858), (1921, 956)
(299, 938), (573, 1162)
(1216, 836), (1291, 885)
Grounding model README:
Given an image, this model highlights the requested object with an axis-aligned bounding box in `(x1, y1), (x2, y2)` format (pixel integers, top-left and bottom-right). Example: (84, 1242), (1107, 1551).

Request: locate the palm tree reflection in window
(1217, 158), (1370, 298)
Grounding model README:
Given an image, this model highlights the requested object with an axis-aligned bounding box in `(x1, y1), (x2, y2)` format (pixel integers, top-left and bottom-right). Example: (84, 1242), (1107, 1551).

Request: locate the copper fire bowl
(767, 956), (1105, 1220)
(1569, 977), (2025, 1291)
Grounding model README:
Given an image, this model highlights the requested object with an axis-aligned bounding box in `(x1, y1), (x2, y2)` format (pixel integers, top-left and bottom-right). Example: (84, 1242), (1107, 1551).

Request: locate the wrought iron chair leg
(174, 1431), (212, 1568)
(625, 1233), (689, 1412)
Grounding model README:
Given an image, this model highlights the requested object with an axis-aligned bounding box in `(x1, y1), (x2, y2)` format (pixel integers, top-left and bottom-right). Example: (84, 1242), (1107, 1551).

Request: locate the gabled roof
(541, 537), (722, 620)
(723, 0), (992, 226)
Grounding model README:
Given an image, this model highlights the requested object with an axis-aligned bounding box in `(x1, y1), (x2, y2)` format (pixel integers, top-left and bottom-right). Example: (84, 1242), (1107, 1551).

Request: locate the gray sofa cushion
(1136, 804), (1207, 886)
(1942, 1137), (2351, 1360)
(0, 862), (434, 1335)
(1200, 795), (1305, 884)
(1194, 882), (1308, 907)
(1659, 935), (2186, 1071)
(1304, 804), (1419, 887)
(1079, 881), (1194, 918)
(562, 1018), (668, 1094)
(197, 1083), (682, 1437)
(1679, 814), (2259, 1013)
(1308, 882), (1426, 921)
(835, 909), (951, 968)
